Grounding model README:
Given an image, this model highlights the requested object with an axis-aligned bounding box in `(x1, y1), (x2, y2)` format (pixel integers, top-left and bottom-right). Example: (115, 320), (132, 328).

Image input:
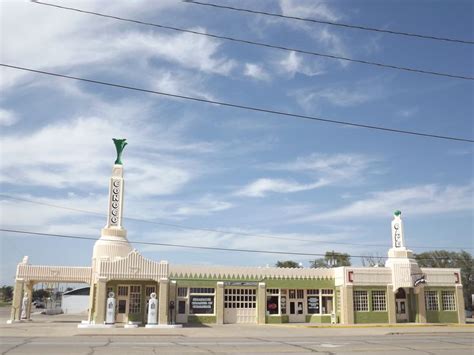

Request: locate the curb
(266, 323), (474, 329)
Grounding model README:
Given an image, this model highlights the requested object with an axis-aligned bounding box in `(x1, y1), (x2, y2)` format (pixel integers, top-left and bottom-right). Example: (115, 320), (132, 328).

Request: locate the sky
(0, 0), (473, 285)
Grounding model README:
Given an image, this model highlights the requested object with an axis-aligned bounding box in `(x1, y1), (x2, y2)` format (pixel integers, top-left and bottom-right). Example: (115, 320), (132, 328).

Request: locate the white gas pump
(147, 292), (158, 325)
(105, 292), (116, 324)
(20, 293), (28, 320)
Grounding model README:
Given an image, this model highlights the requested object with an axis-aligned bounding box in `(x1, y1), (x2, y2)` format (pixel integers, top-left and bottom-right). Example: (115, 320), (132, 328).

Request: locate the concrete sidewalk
(1, 308), (473, 338)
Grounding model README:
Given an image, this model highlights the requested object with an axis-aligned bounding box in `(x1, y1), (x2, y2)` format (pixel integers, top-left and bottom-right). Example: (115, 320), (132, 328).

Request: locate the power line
(0, 194), (385, 248)
(183, 0), (474, 45)
(2, 64), (473, 143)
(1, 194), (471, 250)
(0, 228), (468, 261)
(30, 0), (473, 81)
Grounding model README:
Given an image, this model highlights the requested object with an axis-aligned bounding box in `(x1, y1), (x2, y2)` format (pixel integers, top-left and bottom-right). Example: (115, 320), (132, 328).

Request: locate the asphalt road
(1, 334), (473, 354)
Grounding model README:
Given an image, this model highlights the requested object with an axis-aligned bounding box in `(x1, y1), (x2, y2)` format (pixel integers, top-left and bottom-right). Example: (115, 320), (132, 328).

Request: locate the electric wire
(183, 0), (474, 45)
(2, 193), (470, 250)
(30, 0), (474, 81)
(1, 64), (473, 143)
(0, 228), (468, 261)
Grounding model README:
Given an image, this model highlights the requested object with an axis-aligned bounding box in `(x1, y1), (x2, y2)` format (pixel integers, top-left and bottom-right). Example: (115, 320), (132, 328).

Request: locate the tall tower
(92, 139), (133, 272)
(385, 210), (422, 290)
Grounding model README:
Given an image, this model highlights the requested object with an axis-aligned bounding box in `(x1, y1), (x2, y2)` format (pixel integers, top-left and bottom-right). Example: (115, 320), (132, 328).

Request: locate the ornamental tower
(385, 210), (422, 290)
(92, 139), (133, 271)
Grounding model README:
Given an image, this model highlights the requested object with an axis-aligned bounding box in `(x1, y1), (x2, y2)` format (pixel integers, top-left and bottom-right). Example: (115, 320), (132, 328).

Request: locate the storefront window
(266, 289), (280, 315)
(321, 296), (333, 314)
(425, 290), (439, 311)
(266, 296), (279, 314)
(189, 288), (215, 314)
(354, 290), (368, 311)
(371, 290), (386, 311)
(441, 291), (455, 311)
(129, 285), (141, 314)
(307, 295), (320, 314)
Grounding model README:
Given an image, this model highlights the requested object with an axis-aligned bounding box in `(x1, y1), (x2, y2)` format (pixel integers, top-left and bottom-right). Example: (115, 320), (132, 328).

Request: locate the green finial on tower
(112, 138), (127, 165)
(394, 210), (402, 217)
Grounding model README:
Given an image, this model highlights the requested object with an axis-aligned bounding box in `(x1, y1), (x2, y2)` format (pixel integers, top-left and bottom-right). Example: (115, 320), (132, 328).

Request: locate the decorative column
(169, 281), (177, 324)
(94, 277), (108, 324)
(87, 283), (95, 322)
(455, 285), (466, 324)
(216, 282), (224, 325)
(257, 282), (266, 324)
(340, 285), (354, 324)
(387, 284), (396, 324)
(415, 286), (426, 323)
(8, 278), (24, 322)
(158, 278), (169, 325)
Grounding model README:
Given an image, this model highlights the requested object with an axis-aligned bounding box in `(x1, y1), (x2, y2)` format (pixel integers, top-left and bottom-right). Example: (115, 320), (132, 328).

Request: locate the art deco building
(8, 140), (465, 326)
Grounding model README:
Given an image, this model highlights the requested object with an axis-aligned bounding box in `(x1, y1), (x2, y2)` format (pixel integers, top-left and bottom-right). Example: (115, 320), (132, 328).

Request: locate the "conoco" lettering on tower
(110, 179), (121, 225)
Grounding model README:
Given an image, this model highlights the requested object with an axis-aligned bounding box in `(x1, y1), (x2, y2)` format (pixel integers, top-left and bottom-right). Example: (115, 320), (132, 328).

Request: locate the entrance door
(288, 289), (305, 322)
(395, 288), (408, 322)
(224, 288), (257, 324)
(396, 299), (408, 322)
(116, 285), (129, 323)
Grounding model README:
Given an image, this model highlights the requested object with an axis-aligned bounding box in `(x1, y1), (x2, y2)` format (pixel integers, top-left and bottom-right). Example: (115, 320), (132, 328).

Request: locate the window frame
(189, 287), (216, 315)
(353, 290), (369, 312)
(441, 290), (456, 311)
(425, 290), (439, 311)
(371, 290), (387, 312)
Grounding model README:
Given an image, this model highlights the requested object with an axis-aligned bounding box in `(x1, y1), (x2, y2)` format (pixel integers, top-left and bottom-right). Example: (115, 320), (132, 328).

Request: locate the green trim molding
(265, 278), (334, 288)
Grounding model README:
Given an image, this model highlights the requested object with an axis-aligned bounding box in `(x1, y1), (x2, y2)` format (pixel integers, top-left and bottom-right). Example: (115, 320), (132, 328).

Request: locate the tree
(0, 286), (13, 301)
(275, 260), (301, 268)
(32, 289), (50, 301)
(415, 250), (473, 310)
(310, 251), (351, 268)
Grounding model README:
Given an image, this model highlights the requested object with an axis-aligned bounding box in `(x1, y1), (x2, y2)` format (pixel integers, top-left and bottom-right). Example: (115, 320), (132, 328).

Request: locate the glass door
(116, 285), (129, 323)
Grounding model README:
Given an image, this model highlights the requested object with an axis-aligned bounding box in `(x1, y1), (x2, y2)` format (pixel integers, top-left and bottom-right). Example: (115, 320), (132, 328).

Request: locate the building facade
(7, 140), (465, 326)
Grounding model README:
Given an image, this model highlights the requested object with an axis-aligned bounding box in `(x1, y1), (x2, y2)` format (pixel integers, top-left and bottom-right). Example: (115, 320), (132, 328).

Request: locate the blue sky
(0, 0), (473, 284)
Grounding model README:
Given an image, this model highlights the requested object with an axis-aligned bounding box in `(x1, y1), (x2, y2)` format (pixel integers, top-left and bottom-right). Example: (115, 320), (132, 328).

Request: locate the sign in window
(189, 296), (214, 314)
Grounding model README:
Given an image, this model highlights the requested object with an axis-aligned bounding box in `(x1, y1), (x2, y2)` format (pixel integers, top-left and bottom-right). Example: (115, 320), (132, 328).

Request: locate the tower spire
(106, 138), (127, 229)
(92, 138), (132, 267)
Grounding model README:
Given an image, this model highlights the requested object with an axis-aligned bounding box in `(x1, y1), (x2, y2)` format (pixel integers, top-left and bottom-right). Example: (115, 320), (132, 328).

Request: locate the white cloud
(294, 184), (474, 222)
(116, 29), (236, 76)
(0, 108), (19, 126)
(170, 195), (233, 217)
(398, 107), (419, 118)
(0, 98), (208, 196)
(277, 51), (325, 77)
(244, 63), (270, 81)
(153, 70), (216, 101)
(236, 178), (328, 197)
(0, 194), (106, 231)
(0, 1), (234, 91)
(139, 226), (358, 259)
(236, 153), (379, 197)
(292, 78), (386, 110)
(272, 153), (379, 179)
(279, 0), (341, 22)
